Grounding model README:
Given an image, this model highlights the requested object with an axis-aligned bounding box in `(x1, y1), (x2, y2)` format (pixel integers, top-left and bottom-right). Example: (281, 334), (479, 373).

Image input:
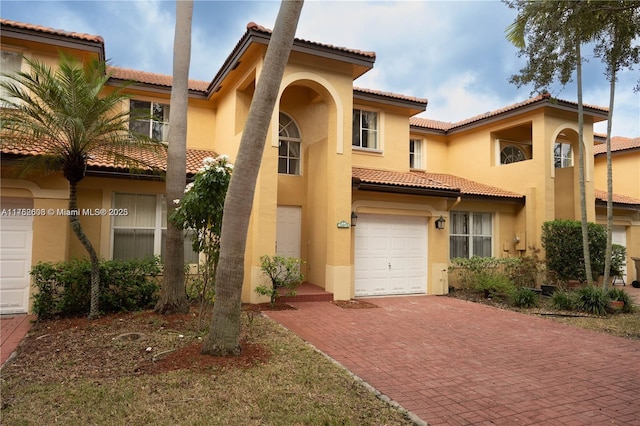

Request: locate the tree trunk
(602, 72), (616, 289)
(576, 41), (593, 286)
(202, 0), (304, 356)
(68, 179), (101, 319)
(156, 0), (193, 314)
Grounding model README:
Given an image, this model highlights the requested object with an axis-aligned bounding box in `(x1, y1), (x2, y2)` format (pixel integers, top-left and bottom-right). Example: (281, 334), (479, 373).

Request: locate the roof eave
(594, 146), (640, 157)
(207, 27), (377, 98)
(106, 77), (209, 99)
(595, 200), (640, 211)
(445, 98), (609, 135)
(354, 91), (427, 115)
(1, 25), (105, 62)
(352, 179), (461, 198)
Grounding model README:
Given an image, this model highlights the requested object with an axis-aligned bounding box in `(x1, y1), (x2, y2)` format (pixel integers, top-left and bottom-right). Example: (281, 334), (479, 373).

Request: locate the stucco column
(323, 120), (352, 301)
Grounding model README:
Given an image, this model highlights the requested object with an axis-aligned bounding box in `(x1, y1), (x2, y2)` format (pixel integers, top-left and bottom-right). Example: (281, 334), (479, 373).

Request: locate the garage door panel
(354, 214), (427, 296)
(0, 213), (33, 314)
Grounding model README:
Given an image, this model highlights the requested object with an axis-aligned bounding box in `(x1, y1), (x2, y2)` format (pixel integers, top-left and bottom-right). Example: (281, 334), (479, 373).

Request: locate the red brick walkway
(266, 297), (640, 425)
(1, 314), (35, 367)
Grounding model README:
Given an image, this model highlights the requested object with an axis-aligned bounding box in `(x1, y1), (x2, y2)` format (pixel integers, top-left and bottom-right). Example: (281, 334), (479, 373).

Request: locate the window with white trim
(129, 100), (170, 142)
(278, 112), (301, 175)
(449, 211), (492, 259)
(0, 50), (22, 107)
(554, 142), (573, 168)
(111, 193), (198, 263)
(352, 109), (378, 149)
(410, 138), (423, 169)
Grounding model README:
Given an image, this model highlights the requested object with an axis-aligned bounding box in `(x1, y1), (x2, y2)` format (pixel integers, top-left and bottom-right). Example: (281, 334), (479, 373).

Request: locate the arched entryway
(553, 128), (579, 219)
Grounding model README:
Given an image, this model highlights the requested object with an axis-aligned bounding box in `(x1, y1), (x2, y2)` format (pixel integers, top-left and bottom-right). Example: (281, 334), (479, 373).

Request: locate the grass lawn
(1, 308), (413, 425)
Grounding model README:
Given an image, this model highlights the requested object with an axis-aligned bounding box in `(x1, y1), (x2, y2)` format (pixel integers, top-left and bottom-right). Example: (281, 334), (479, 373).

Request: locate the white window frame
(111, 193), (198, 263)
(554, 142), (573, 168)
(278, 112), (302, 175)
(449, 211), (493, 259)
(410, 138), (424, 169)
(352, 108), (380, 150)
(0, 49), (23, 108)
(129, 100), (170, 142)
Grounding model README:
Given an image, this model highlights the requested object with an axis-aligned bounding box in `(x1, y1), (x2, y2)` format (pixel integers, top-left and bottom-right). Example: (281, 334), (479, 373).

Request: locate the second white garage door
(354, 214), (427, 297)
(0, 199), (34, 314)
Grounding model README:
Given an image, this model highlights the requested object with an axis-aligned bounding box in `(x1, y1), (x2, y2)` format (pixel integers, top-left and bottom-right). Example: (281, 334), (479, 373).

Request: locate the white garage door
(354, 214), (427, 296)
(0, 199), (34, 314)
(612, 225), (627, 282)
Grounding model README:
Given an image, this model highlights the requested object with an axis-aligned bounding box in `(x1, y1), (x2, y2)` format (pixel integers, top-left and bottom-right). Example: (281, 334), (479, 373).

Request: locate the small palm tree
(0, 53), (164, 319)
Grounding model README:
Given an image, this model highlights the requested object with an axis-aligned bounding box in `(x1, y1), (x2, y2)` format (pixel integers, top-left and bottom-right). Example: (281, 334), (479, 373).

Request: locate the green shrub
(31, 257), (161, 319)
(574, 285), (609, 316)
(609, 244), (626, 278)
(504, 249), (546, 288)
(99, 257), (161, 312)
(541, 220), (606, 282)
(255, 255), (304, 307)
(473, 271), (516, 297)
(550, 291), (574, 311)
(607, 288), (635, 314)
(450, 257), (517, 290)
(510, 287), (538, 308)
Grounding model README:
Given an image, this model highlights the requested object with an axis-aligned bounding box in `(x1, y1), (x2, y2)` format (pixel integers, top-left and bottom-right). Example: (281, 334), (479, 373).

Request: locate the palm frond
(1, 53), (166, 180)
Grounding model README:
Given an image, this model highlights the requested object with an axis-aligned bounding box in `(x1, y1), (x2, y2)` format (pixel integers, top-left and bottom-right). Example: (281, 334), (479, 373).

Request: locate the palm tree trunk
(576, 41), (593, 286)
(156, 0), (193, 314)
(602, 72), (616, 288)
(202, 0), (304, 356)
(68, 179), (101, 319)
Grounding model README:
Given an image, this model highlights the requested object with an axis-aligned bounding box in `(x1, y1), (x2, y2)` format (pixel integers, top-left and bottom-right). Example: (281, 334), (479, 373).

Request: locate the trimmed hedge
(541, 220), (606, 282)
(31, 257), (162, 319)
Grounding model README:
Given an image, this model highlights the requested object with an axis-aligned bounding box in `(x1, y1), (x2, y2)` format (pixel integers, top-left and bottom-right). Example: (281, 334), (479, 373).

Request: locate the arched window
(278, 112), (301, 175)
(500, 145), (526, 164)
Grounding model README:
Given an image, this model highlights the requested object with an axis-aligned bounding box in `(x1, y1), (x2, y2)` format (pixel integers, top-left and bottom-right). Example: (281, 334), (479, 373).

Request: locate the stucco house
(1, 18), (639, 314)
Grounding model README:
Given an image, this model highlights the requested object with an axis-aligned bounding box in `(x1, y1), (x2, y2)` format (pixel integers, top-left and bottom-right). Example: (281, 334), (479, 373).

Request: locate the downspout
(447, 196), (462, 212)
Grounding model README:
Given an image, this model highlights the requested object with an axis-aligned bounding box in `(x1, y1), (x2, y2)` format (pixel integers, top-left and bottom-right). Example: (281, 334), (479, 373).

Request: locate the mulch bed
(332, 300), (379, 309)
(12, 307), (272, 382)
(242, 302), (297, 312)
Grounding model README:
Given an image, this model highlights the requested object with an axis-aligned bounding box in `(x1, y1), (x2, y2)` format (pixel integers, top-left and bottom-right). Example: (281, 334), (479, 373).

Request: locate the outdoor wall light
(435, 215), (446, 230)
(351, 211), (358, 227)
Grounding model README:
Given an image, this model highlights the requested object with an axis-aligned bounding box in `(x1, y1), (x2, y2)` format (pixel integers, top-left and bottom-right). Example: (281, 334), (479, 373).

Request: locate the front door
(276, 206), (301, 259)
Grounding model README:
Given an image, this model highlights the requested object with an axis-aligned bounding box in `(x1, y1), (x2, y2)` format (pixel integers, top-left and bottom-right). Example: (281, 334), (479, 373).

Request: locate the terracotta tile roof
(593, 136), (640, 155)
(0, 18), (103, 43)
(594, 189), (640, 206)
(353, 167), (454, 191)
(352, 167), (524, 199)
(354, 87), (427, 105)
(0, 141), (217, 176)
(246, 22), (376, 59)
(411, 94), (609, 133)
(108, 67), (210, 92)
(409, 117), (453, 131)
(419, 172), (524, 199)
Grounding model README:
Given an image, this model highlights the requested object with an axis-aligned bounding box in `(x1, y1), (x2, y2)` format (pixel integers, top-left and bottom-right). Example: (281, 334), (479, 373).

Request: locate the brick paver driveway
(266, 296), (640, 425)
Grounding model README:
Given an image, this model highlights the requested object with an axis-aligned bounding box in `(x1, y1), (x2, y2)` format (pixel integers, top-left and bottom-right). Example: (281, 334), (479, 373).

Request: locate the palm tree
(506, 1), (601, 285)
(593, 2), (640, 287)
(0, 53), (163, 319)
(202, 0), (304, 356)
(156, 0), (193, 315)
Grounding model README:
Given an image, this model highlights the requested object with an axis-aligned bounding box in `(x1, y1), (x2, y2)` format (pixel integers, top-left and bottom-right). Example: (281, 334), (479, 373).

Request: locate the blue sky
(2, 0), (638, 137)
